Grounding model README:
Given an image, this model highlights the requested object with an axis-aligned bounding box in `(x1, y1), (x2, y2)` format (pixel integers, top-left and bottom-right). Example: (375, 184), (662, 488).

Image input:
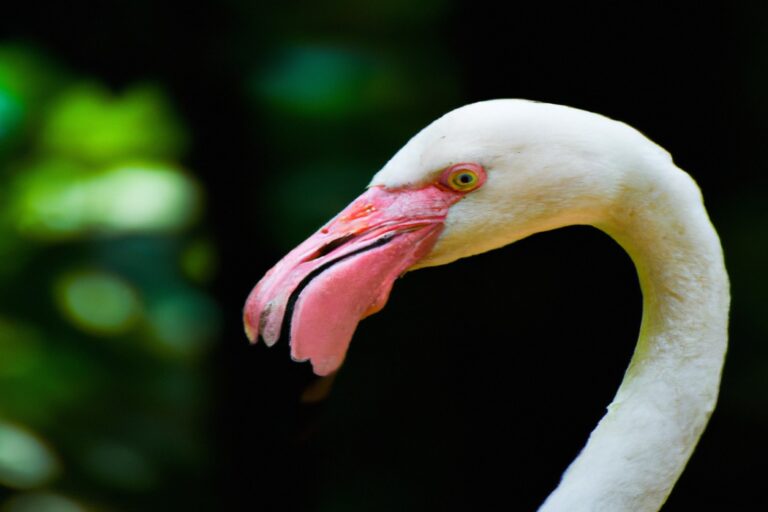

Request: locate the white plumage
(371, 100), (730, 511)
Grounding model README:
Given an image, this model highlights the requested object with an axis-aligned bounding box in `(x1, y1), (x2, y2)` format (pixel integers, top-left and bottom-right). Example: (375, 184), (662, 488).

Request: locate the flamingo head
(243, 99), (658, 375)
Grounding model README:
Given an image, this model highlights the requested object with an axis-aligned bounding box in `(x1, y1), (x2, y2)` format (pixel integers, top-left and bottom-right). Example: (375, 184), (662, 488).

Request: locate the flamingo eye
(440, 163), (486, 192)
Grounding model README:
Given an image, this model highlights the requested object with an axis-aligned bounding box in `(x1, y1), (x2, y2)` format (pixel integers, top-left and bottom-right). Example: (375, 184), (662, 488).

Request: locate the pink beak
(243, 184), (463, 375)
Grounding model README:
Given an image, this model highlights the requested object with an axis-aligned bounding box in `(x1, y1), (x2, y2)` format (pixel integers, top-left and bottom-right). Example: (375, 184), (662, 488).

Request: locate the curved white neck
(539, 165), (730, 511)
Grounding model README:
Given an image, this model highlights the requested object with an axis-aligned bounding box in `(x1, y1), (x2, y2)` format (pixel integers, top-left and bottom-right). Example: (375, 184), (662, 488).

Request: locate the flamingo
(243, 99), (730, 511)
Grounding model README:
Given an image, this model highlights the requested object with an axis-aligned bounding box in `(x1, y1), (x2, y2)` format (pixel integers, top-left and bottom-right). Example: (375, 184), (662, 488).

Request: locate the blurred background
(0, 1), (765, 511)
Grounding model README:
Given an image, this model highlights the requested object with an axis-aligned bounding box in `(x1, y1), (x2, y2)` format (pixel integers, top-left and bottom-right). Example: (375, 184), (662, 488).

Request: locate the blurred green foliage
(0, 45), (218, 510)
(40, 84), (186, 163)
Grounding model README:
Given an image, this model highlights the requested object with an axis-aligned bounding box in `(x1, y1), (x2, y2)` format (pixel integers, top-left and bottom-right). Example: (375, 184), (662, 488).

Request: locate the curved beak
(244, 184), (462, 375)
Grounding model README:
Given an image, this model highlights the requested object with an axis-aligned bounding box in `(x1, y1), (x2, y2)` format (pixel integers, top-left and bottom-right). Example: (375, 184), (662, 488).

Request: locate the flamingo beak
(243, 184), (463, 375)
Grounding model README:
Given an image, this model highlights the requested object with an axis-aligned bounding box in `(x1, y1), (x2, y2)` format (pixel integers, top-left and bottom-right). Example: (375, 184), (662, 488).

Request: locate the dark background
(1, 1), (766, 510)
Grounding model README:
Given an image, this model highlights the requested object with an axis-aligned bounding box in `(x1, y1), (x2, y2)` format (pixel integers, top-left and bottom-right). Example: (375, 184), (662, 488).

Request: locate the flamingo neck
(539, 165), (730, 511)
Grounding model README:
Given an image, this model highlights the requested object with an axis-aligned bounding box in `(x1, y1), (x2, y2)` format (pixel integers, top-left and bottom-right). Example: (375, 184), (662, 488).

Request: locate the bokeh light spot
(0, 421), (60, 489)
(40, 83), (186, 163)
(55, 270), (140, 335)
(254, 45), (374, 116)
(12, 162), (201, 239)
(89, 165), (202, 232)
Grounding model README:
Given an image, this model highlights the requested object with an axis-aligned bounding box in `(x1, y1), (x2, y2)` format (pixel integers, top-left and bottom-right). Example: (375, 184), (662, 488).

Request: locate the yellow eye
(449, 170), (479, 191)
(439, 163), (486, 192)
